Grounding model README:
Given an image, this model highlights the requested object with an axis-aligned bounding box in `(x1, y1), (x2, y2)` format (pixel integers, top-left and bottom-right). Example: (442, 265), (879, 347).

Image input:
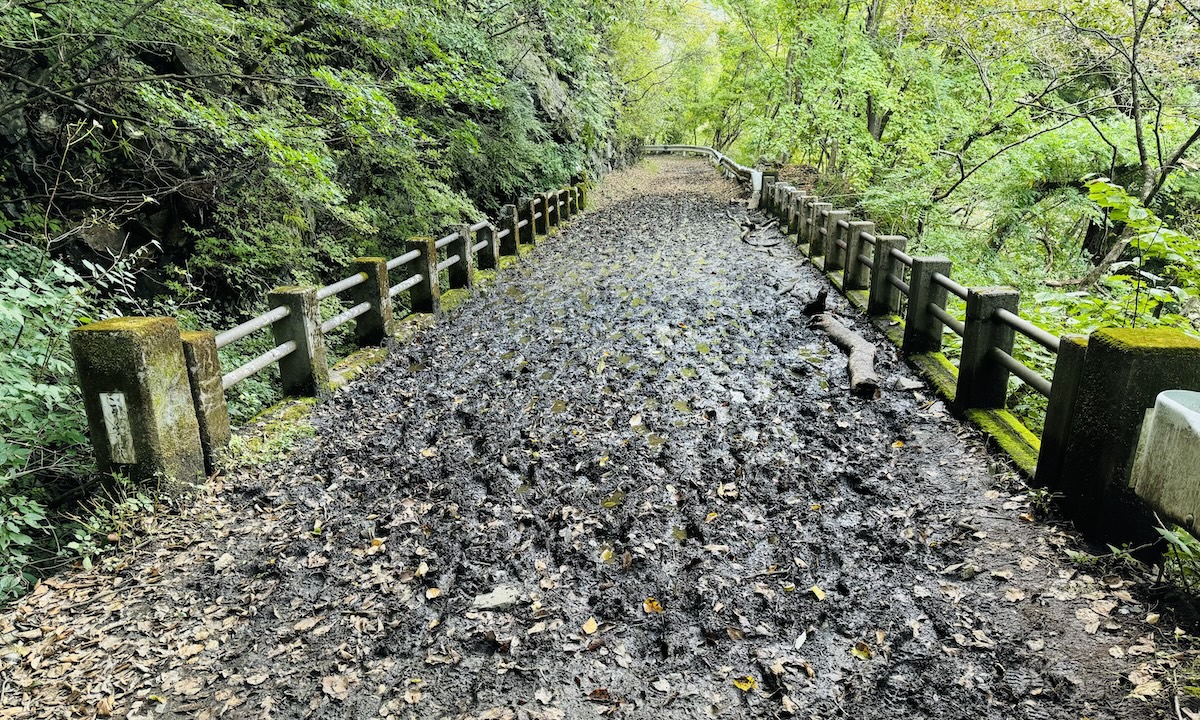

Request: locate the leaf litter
(0, 157), (1190, 719)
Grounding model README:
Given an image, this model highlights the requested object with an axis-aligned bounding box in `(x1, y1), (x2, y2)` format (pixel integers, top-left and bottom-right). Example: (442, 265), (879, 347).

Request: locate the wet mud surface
(1, 158), (1186, 719)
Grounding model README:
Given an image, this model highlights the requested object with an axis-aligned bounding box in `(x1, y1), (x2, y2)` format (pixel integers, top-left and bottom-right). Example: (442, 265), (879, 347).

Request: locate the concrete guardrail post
(543, 191), (558, 231)
(762, 173), (778, 212)
(824, 210), (851, 273)
(1051, 329), (1200, 541)
(533, 195), (548, 239)
(500, 204), (520, 257)
(268, 286), (329, 397)
(476, 222), (499, 270)
(955, 287), (1019, 410)
(902, 256), (952, 354)
(449, 227), (475, 289)
(843, 221), (874, 291)
(70, 317), (205, 489)
(577, 182), (588, 212)
(518, 200), (535, 245)
(405, 236), (441, 314)
(1034, 334), (1088, 491)
(788, 190), (807, 237)
(797, 197), (816, 248)
(180, 330), (230, 473)
(349, 257), (393, 345)
(809, 203), (833, 257)
(776, 185), (793, 225)
(867, 235), (907, 317)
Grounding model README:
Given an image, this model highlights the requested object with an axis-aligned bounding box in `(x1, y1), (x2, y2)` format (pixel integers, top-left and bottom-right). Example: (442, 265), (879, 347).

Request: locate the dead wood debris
(812, 313), (880, 398)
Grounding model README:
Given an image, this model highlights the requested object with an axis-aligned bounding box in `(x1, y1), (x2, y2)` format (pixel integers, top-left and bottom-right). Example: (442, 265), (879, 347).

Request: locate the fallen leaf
(293, 616), (321, 632)
(808, 585), (826, 601)
(582, 617), (599, 635)
(1129, 680), (1162, 699)
(425, 587), (441, 600)
(851, 641), (873, 660)
(1004, 587), (1025, 603)
(732, 675), (757, 692)
(214, 553), (235, 572)
(643, 597), (663, 614)
(322, 675), (352, 701)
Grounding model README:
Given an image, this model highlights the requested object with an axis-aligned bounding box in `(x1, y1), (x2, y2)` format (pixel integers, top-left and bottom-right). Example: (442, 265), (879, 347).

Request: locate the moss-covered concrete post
(775, 185), (793, 225)
(268, 286), (328, 397)
(1034, 335), (1087, 491)
(788, 190), (807, 237)
(843, 220), (874, 291)
(903, 256), (952, 354)
(543, 191), (558, 232)
(499, 204), (520, 257)
(70, 317), (205, 489)
(577, 182), (588, 211)
(824, 210), (851, 273)
(1054, 329), (1200, 541)
(349, 257), (393, 345)
(516, 201), (535, 246)
(406, 236), (441, 314)
(180, 330), (229, 474)
(475, 222), (499, 270)
(954, 287), (1019, 411)
(809, 203), (833, 257)
(448, 227), (475, 289)
(868, 235), (907, 317)
(762, 174), (777, 212)
(796, 197), (814, 248)
(532, 196), (548, 239)
(560, 189), (572, 220)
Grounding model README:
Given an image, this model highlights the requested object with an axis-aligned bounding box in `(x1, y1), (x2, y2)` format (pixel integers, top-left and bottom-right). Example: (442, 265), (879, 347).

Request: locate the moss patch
(440, 287), (471, 313)
(1094, 327), (1200, 353)
(330, 346), (389, 391)
(911, 352), (958, 402)
(227, 396), (317, 467)
(966, 408), (1041, 475)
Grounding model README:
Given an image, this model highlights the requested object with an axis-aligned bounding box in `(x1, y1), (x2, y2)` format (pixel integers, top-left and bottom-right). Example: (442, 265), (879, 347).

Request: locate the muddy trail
(2, 158), (1189, 720)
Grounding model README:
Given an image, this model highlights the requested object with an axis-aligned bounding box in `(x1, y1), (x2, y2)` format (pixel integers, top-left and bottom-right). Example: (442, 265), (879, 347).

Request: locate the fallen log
(812, 313), (880, 398)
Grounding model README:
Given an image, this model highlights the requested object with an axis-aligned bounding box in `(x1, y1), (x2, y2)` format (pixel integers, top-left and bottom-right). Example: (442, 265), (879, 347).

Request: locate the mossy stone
(70, 317), (204, 491)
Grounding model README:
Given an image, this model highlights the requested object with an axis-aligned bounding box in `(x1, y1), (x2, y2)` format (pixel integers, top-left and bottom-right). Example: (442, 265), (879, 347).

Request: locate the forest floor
(2, 157), (1196, 719)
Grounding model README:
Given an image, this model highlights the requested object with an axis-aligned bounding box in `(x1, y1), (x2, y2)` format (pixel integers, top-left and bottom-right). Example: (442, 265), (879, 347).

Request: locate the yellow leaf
(598, 455), (609, 467)
(425, 587), (441, 599)
(582, 617), (599, 635)
(732, 675), (757, 692)
(808, 585), (826, 601)
(643, 597), (663, 614)
(851, 641), (873, 660)
(600, 547), (615, 564)
(1129, 680), (1162, 699)
(810, 503), (821, 511)
(892, 440), (905, 448)
(705, 512), (718, 523)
